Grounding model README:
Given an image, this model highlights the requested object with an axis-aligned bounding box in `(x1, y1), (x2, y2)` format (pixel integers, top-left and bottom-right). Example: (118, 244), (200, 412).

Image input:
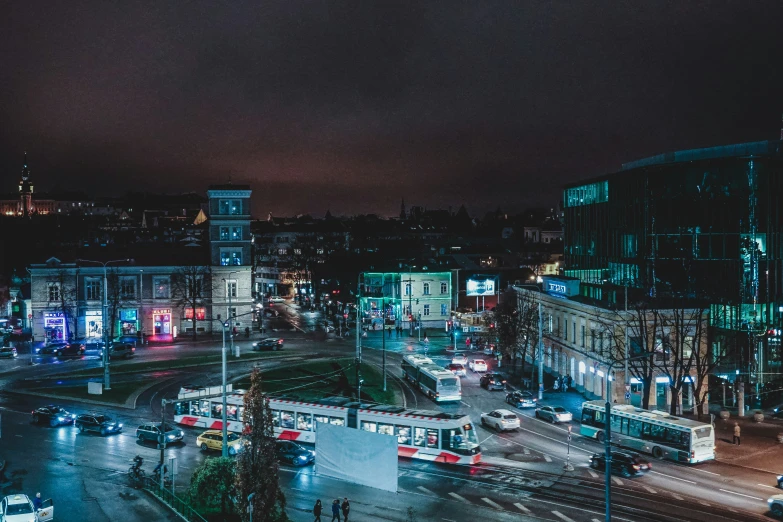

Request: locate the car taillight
(690, 451), (695, 459)
(633, 464), (640, 470)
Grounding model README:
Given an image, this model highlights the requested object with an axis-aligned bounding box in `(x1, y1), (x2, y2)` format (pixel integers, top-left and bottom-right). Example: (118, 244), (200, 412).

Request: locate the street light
(77, 258), (130, 390)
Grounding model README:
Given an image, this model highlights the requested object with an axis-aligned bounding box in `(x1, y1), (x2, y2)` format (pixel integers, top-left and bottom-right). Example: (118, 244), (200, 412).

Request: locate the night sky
(2, 2), (782, 217)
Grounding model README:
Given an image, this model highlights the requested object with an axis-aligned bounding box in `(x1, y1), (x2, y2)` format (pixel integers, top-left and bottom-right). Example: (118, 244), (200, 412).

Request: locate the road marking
(442, 519), (457, 521)
(516, 425), (593, 454)
(612, 477), (623, 486)
(758, 484), (779, 489)
(690, 467), (719, 476)
(461, 401), (471, 408)
(479, 434), (496, 445)
(552, 511), (576, 522)
(523, 448), (530, 455)
(587, 469), (599, 478)
(15, 434), (22, 438)
(698, 501), (710, 507)
(514, 503), (531, 514)
(671, 493), (684, 500)
(481, 498), (503, 510)
(544, 454), (552, 462)
(448, 492), (470, 503)
(643, 486), (657, 494)
(417, 486), (436, 496)
(719, 489), (763, 501)
(650, 470), (696, 484)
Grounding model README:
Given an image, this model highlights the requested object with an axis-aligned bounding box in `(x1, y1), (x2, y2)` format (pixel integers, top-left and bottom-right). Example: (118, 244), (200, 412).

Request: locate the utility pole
(538, 301), (544, 401)
(382, 297), (386, 392)
(356, 275), (361, 398)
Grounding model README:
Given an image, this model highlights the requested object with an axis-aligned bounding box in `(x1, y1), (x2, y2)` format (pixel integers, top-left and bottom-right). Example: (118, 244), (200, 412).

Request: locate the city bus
(579, 400), (715, 464)
(401, 355), (462, 402)
(172, 388), (481, 464)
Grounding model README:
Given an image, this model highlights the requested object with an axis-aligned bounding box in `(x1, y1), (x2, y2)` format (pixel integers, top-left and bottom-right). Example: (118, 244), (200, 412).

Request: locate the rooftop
(621, 139), (783, 171)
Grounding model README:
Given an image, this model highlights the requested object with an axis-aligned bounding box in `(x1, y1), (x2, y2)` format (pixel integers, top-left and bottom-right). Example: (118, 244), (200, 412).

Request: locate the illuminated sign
(466, 279), (496, 296)
(548, 283), (567, 294)
(44, 312), (64, 318)
(152, 309), (171, 315)
(86, 310), (102, 317)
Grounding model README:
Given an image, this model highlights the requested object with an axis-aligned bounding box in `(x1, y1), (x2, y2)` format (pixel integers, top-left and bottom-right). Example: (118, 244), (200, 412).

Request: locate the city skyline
(2, 2), (783, 217)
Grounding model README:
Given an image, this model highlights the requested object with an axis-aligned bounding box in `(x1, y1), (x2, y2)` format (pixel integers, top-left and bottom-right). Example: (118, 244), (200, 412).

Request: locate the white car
(468, 359), (487, 372)
(446, 363), (467, 376)
(535, 405), (573, 423)
(1, 494), (54, 522)
(481, 409), (521, 432)
(769, 494), (783, 517)
(452, 352), (468, 365)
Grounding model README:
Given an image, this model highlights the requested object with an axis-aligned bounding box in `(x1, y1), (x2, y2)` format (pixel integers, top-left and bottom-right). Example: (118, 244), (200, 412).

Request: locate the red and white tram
(173, 388), (481, 465)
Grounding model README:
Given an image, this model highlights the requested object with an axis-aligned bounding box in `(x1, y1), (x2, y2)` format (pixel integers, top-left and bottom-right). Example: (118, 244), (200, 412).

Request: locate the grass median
(27, 377), (160, 405)
(234, 359), (398, 405)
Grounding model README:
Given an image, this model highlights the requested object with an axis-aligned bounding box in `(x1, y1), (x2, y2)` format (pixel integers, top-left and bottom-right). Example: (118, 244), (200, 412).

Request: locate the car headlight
(168, 434), (176, 439)
(57, 416), (65, 422)
(778, 475), (783, 481)
(769, 498), (775, 504)
(118, 423), (123, 428)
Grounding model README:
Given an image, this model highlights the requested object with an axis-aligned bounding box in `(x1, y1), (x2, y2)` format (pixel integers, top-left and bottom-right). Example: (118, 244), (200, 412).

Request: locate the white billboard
(466, 278), (496, 296)
(314, 421), (398, 493)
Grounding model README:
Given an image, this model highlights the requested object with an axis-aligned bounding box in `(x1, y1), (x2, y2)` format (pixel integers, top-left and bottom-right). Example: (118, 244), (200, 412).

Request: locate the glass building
(563, 140), (783, 388)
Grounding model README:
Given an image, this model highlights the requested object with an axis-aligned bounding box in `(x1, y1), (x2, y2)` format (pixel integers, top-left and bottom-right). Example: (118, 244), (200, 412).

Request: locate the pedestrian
(33, 493), (43, 511)
(341, 498), (350, 522)
(733, 422), (741, 445)
(331, 499), (341, 521)
(313, 499), (323, 522)
(553, 378), (560, 391)
(388, 326), (392, 338)
(423, 330), (427, 339)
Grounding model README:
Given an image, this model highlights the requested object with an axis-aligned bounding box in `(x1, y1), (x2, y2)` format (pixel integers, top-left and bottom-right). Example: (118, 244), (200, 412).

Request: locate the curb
(5, 377), (174, 410)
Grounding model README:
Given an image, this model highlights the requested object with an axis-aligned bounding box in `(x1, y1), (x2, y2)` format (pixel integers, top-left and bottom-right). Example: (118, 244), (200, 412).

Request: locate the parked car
(31, 405), (76, 426)
(769, 494), (783, 517)
(75, 413), (123, 435)
(39, 343), (85, 357)
(535, 405), (573, 423)
(483, 345), (496, 356)
(0, 347), (17, 359)
(445, 363), (466, 376)
(468, 359), (487, 372)
(506, 390), (537, 408)
(252, 338), (284, 351)
(197, 430), (244, 455)
(480, 372), (507, 391)
(1, 493), (54, 522)
(589, 451), (651, 477)
(136, 422), (185, 444)
(451, 352), (468, 365)
(276, 440), (315, 466)
(480, 409), (521, 432)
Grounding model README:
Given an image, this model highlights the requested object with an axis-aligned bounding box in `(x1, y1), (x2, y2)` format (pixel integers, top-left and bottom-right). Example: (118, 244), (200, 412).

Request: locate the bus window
(211, 402), (223, 419)
(297, 413), (312, 431)
(581, 409), (595, 426)
(329, 416), (345, 426)
(413, 427), (426, 447)
(378, 423), (394, 436)
(271, 410), (280, 428)
(361, 421), (377, 432)
(314, 415), (329, 425)
(227, 405), (238, 421)
(395, 425), (411, 445)
(693, 427), (711, 439)
(280, 411), (295, 429)
(649, 424), (666, 442)
(628, 419), (642, 438)
(426, 429), (439, 448)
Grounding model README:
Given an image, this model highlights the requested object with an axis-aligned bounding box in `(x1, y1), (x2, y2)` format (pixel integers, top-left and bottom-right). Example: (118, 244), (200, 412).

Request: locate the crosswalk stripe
(644, 486), (657, 494)
(514, 503), (531, 514)
(417, 486), (436, 496)
(544, 454), (552, 462)
(672, 493), (684, 500)
(552, 511), (576, 522)
(482, 498), (503, 510)
(587, 469), (599, 478)
(612, 477), (623, 486)
(448, 492), (470, 503)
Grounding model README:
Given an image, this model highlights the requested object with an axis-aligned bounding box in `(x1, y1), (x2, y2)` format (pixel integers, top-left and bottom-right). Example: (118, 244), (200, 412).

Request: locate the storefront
(85, 310), (103, 339)
(119, 309), (138, 336)
(153, 308), (172, 335)
(44, 312), (66, 343)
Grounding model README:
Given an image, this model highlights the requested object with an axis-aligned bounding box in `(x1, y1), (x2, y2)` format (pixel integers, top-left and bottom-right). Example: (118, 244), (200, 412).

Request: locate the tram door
(347, 408), (358, 429)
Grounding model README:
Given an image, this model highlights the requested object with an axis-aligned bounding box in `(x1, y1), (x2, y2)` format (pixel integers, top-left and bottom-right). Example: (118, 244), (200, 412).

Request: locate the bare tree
(105, 268), (128, 340)
(690, 306), (733, 418)
(172, 265), (211, 341)
(494, 289), (539, 380)
(47, 270), (78, 341)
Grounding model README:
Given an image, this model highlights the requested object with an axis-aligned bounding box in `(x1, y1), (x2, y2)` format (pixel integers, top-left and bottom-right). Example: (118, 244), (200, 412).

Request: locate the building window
(184, 308), (206, 320)
(153, 277), (170, 299)
(422, 283), (430, 295)
(590, 330), (596, 352)
(219, 226), (242, 241)
(186, 277), (203, 298)
(581, 324), (586, 347)
(548, 314), (553, 333)
(219, 199), (241, 215)
(405, 283), (411, 296)
(440, 282), (448, 294)
(423, 304), (430, 316)
(220, 250), (242, 266)
(85, 279), (102, 301)
(440, 304), (448, 316)
(277, 248), (287, 256)
(573, 322), (577, 344)
(120, 278), (136, 299)
(564, 319), (568, 341)
(403, 305), (411, 316)
(226, 280), (237, 299)
(48, 283), (60, 302)
(229, 307), (237, 318)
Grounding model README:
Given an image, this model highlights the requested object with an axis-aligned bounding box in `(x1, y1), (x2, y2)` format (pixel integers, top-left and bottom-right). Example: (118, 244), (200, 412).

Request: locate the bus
(579, 400), (715, 464)
(401, 355), (462, 402)
(172, 388), (481, 464)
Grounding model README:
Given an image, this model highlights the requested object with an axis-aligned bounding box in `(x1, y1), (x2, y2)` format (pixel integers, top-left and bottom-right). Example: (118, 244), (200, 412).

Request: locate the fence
(143, 478), (208, 522)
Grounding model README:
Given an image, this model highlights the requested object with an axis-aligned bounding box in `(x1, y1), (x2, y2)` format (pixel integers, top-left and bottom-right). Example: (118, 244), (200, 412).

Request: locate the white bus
(401, 355), (462, 402)
(172, 389), (481, 465)
(579, 401), (715, 464)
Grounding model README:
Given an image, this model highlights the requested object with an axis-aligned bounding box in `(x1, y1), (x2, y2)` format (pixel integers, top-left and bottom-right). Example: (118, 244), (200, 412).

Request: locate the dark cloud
(1, 1), (782, 217)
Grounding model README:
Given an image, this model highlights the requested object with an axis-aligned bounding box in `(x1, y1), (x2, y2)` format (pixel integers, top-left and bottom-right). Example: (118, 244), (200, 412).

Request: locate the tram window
(314, 415), (329, 425)
(189, 401), (200, 416)
(426, 429), (439, 449)
(329, 416), (345, 426)
(443, 428), (464, 450)
(226, 405), (238, 421)
(413, 427), (426, 447)
(174, 402), (186, 416)
(211, 402), (223, 419)
(270, 410), (280, 428)
(378, 423), (394, 436)
(199, 400), (210, 416)
(395, 425), (411, 445)
(238, 406), (245, 421)
(280, 410), (295, 429)
(628, 419), (642, 438)
(297, 413), (313, 431)
(361, 421), (377, 432)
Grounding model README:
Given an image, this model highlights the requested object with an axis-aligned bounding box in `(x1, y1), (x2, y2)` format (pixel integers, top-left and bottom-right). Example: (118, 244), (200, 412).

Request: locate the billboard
(466, 278), (496, 296)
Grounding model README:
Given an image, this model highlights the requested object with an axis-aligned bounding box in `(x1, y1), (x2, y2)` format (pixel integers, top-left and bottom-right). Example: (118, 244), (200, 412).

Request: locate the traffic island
(8, 377), (166, 409)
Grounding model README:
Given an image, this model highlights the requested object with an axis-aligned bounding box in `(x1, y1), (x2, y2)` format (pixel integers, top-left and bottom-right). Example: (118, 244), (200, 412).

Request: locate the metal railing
(143, 478), (208, 522)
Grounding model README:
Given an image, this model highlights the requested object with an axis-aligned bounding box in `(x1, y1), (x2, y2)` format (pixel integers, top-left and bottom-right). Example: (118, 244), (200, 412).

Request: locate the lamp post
(220, 317), (229, 457)
(77, 258), (130, 390)
(356, 274), (362, 398)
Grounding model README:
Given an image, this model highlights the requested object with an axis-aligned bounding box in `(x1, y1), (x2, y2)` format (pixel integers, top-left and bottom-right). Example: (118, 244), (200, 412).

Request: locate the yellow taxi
(196, 429), (244, 455)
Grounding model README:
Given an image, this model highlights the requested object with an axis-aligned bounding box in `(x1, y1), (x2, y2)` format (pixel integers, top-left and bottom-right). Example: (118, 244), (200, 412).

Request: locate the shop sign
(44, 312), (64, 319)
(466, 278), (496, 296)
(86, 310), (102, 317)
(120, 309), (138, 321)
(152, 308), (171, 315)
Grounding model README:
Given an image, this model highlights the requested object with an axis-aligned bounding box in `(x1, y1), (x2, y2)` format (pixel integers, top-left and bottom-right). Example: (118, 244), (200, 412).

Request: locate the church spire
(399, 198), (406, 220)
